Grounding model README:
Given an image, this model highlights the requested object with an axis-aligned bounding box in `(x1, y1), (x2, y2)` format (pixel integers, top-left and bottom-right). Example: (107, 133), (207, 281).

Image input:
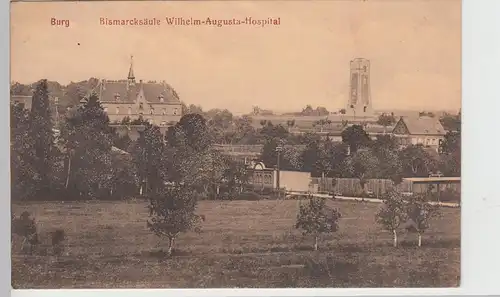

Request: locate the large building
(346, 58), (374, 117)
(96, 57), (183, 126)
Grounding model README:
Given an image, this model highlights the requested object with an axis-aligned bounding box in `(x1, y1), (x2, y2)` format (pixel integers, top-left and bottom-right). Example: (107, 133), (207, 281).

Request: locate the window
(115, 107), (120, 114)
(104, 107), (108, 113)
(173, 108), (179, 115)
(159, 95), (164, 103)
(162, 108), (166, 115)
(128, 107), (132, 115)
(139, 103), (143, 110)
(161, 121), (167, 126)
(150, 108), (154, 115)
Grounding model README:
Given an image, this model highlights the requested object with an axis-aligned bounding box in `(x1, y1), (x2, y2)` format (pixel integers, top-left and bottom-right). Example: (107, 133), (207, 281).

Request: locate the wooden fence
(310, 177), (412, 198)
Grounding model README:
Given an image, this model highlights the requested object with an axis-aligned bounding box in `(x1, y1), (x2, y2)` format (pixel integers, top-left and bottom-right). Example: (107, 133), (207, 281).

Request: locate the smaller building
(10, 95), (33, 111)
(392, 116), (446, 151)
(246, 162), (312, 193)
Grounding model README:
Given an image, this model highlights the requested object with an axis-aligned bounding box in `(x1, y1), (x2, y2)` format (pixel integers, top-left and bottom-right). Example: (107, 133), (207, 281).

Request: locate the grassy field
(11, 199), (460, 288)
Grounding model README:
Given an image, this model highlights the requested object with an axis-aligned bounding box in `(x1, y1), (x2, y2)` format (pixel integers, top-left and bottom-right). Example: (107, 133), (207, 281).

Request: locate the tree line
(11, 80), (248, 202)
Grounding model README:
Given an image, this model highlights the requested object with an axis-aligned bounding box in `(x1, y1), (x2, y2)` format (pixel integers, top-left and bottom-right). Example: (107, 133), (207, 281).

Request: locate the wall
(278, 170), (311, 192)
(104, 102), (182, 126)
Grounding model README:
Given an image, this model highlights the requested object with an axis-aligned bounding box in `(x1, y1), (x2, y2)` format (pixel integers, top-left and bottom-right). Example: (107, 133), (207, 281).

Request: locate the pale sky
(10, 0), (461, 114)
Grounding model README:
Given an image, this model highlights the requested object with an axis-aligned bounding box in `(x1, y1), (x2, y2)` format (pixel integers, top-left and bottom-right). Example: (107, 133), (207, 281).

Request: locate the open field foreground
(12, 199), (460, 288)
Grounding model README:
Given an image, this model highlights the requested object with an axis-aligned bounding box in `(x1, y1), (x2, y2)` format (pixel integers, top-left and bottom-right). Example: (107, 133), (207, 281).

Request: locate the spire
(128, 55), (135, 85)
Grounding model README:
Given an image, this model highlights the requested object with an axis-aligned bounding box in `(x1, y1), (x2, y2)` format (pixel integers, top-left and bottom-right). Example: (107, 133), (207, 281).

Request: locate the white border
(5, 0), (500, 295)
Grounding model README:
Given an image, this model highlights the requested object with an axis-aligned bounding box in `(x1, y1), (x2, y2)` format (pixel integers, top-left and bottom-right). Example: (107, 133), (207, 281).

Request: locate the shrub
(51, 229), (66, 256)
(12, 211), (40, 254)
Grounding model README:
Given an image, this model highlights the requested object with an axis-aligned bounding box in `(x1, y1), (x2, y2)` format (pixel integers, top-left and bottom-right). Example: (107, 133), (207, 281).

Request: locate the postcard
(10, 0), (461, 288)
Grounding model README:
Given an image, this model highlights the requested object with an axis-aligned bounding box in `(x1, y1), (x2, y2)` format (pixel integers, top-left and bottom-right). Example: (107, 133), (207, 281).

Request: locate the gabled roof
(394, 116), (446, 136)
(92, 80), (181, 105)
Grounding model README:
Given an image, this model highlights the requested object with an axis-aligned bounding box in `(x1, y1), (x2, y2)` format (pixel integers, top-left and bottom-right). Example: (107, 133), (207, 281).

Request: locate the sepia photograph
(10, 0), (461, 288)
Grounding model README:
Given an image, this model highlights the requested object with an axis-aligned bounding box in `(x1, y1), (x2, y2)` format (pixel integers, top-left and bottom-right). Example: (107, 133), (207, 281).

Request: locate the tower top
(128, 55), (135, 81)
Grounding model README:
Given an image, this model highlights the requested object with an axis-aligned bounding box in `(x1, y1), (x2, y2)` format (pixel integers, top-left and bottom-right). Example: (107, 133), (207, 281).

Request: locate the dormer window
(159, 94), (164, 103)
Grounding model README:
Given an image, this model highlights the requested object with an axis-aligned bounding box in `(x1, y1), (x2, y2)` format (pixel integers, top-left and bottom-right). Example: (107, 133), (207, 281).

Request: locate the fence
(310, 177), (412, 198)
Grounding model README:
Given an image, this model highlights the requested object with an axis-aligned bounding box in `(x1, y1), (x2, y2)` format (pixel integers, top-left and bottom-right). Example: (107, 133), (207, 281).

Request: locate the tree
(349, 149), (380, 191)
(166, 113), (212, 152)
(341, 124), (371, 154)
(147, 185), (204, 257)
(399, 145), (438, 177)
(376, 113), (396, 133)
(28, 79), (56, 198)
(131, 123), (164, 195)
(405, 194), (440, 247)
(234, 115), (257, 144)
(295, 196), (341, 251)
(376, 190), (407, 247)
(10, 103), (37, 200)
(59, 93), (114, 199)
(313, 119), (332, 133)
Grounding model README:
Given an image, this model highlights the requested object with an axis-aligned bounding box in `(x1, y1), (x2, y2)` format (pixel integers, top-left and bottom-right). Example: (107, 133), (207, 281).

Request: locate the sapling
(376, 190), (407, 247)
(147, 185), (205, 257)
(405, 194), (439, 247)
(295, 196), (341, 251)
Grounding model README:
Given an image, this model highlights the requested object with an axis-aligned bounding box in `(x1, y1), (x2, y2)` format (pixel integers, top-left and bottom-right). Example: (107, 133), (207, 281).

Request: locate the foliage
(399, 145), (438, 177)
(376, 190), (407, 247)
(59, 93), (114, 199)
(131, 123), (165, 194)
(376, 113), (396, 129)
(12, 211), (40, 254)
(10, 103), (38, 200)
(147, 185), (204, 256)
(295, 197), (341, 250)
(405, 194), (440, 246)
(28, 80), (58, 198)
(341, 124), (371, 154)
(51, 229), (66, 255)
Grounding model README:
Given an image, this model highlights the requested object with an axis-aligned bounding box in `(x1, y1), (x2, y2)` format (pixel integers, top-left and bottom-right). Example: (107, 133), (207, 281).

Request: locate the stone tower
(347, 58), (373, 117)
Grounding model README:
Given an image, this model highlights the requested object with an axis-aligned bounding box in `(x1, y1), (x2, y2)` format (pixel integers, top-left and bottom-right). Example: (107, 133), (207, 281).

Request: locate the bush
(51, 229), (66, 255)
(12, 211), (40, 254)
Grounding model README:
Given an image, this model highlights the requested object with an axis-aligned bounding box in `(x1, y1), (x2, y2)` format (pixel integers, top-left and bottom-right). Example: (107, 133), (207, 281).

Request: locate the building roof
(395, 116), (446, 136)
(95, 80), (181, 105)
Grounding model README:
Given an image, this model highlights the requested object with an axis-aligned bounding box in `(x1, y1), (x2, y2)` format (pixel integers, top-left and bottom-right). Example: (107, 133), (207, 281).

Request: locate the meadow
(11, 199), (460, 288)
